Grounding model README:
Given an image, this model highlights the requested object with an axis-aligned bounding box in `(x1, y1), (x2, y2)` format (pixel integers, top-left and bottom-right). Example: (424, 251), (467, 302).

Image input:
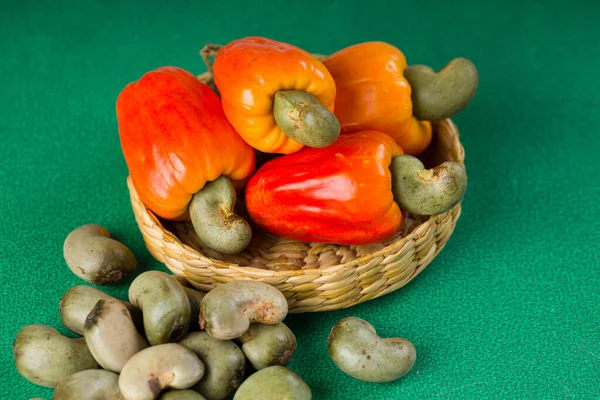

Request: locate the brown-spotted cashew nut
(83, 299), (149, 372)
(13, 324), (100, 388)
(404, 57), (479, 121)
(158, 390), (207, 400)
(328, 317), (417, 383)
(179, 331), (246, 400)
(63, 224), (136, 285)
(129, 271), (191, 345)
(59, 285), (143, 335)
(391, 154), (467, 216)
(199, 280), (288, 340)
(183, 287), (205, 330)
(52, 369), (124, 400)
(233, 366), (311, 400)
(239, 322), (297, 370)
(118, 343), (205, 400)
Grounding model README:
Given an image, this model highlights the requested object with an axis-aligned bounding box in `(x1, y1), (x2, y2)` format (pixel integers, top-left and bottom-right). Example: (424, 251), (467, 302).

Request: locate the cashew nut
(119, 343), (205, 400)
(179, 331), (246, 400)
(129, 271), (191, 345)
(233, 366), (311, 400)
(13, 324), (99, 388)
(52, 369), (124, 400)
(83, 299), (149, 372)
(200, 280), (288, 340)
(328, 317), (417, 382)
(273, 90), (340, 148)
(184, 287), (205, 330)
(59, 285), (142, 335)
(158, 390), (206, 400)
(63, 224), (136, 285)
(404, 57), (479, 121)
(189, 176), (252, 255)
(239, 322), (297, 370)
(391, 154), (467, 215)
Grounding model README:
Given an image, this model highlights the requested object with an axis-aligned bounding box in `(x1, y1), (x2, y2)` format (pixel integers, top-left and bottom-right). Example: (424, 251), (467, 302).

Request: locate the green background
(2, 0), (599, 398)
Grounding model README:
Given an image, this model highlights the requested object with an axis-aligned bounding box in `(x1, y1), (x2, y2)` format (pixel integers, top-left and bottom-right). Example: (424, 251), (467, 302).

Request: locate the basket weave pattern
(127, 114), (465, 313)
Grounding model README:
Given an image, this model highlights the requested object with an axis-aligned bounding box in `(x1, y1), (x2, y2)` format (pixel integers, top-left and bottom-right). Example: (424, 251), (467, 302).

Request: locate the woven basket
(127, 124), (464, 314)
(126, 60), (466, 313)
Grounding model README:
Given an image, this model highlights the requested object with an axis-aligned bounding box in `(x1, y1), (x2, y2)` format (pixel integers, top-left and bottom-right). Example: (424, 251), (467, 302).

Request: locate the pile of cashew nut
(14, 224), (418, 400)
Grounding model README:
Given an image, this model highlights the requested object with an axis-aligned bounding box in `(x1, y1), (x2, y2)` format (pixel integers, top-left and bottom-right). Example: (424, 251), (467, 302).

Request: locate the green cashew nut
(52, 369), (124, 400)
(404, 58), (479, 121)
(159, 390), (206, 400)
(119, 343), (205, 400)
(179, 331), (246, 400)
(59, 285), (143, 335)
(200, 280), (288, 340)
(83, 299), (149, 373)
(233, 366), (311, 400)
(273, 90), (340, 148)
(328, 317), (416, 383)
(63, 224), (136, 285)
(391, 154), (467, 215)
(239, 322), (297, 370)
(13, 325), (100, 388)
(189, 176), (252, 255)
(129, 271), (191, 345)
(184, 287), (205, 330)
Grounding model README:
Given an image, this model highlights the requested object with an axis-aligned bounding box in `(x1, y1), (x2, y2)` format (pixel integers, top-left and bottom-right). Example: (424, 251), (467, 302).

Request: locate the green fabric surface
(1, 0), (599, 398)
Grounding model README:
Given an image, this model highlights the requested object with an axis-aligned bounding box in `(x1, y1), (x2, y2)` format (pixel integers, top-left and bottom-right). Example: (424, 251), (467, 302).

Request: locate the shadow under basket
(127, 118), (465, 314)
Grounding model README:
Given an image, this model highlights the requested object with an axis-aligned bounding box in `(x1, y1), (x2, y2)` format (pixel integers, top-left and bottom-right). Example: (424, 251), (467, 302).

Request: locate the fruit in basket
(404, 57), (479, 121)
(322, 41), (432, 156)
(212, 36), (339, 154)
(244, 131), (405, 245)
(116, 66), (256, 255)
(118, 343), (205, 400)
(63, 224), (136, 285)
(245, 130), (467, 244)
(323, 41), (478, 156)
(179, 331), (247, 400)
(199, 280), (288, 340)
(13, 324), (100, 388)
(239, 322), (297, 370)
(233, 366), (311, 400)
(328, 317), (416, 383)
(52, 369), (124, 400)
(83, 299), (149, 373)
(391, 154), (467, 215)
(129, 271), (191, 345)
